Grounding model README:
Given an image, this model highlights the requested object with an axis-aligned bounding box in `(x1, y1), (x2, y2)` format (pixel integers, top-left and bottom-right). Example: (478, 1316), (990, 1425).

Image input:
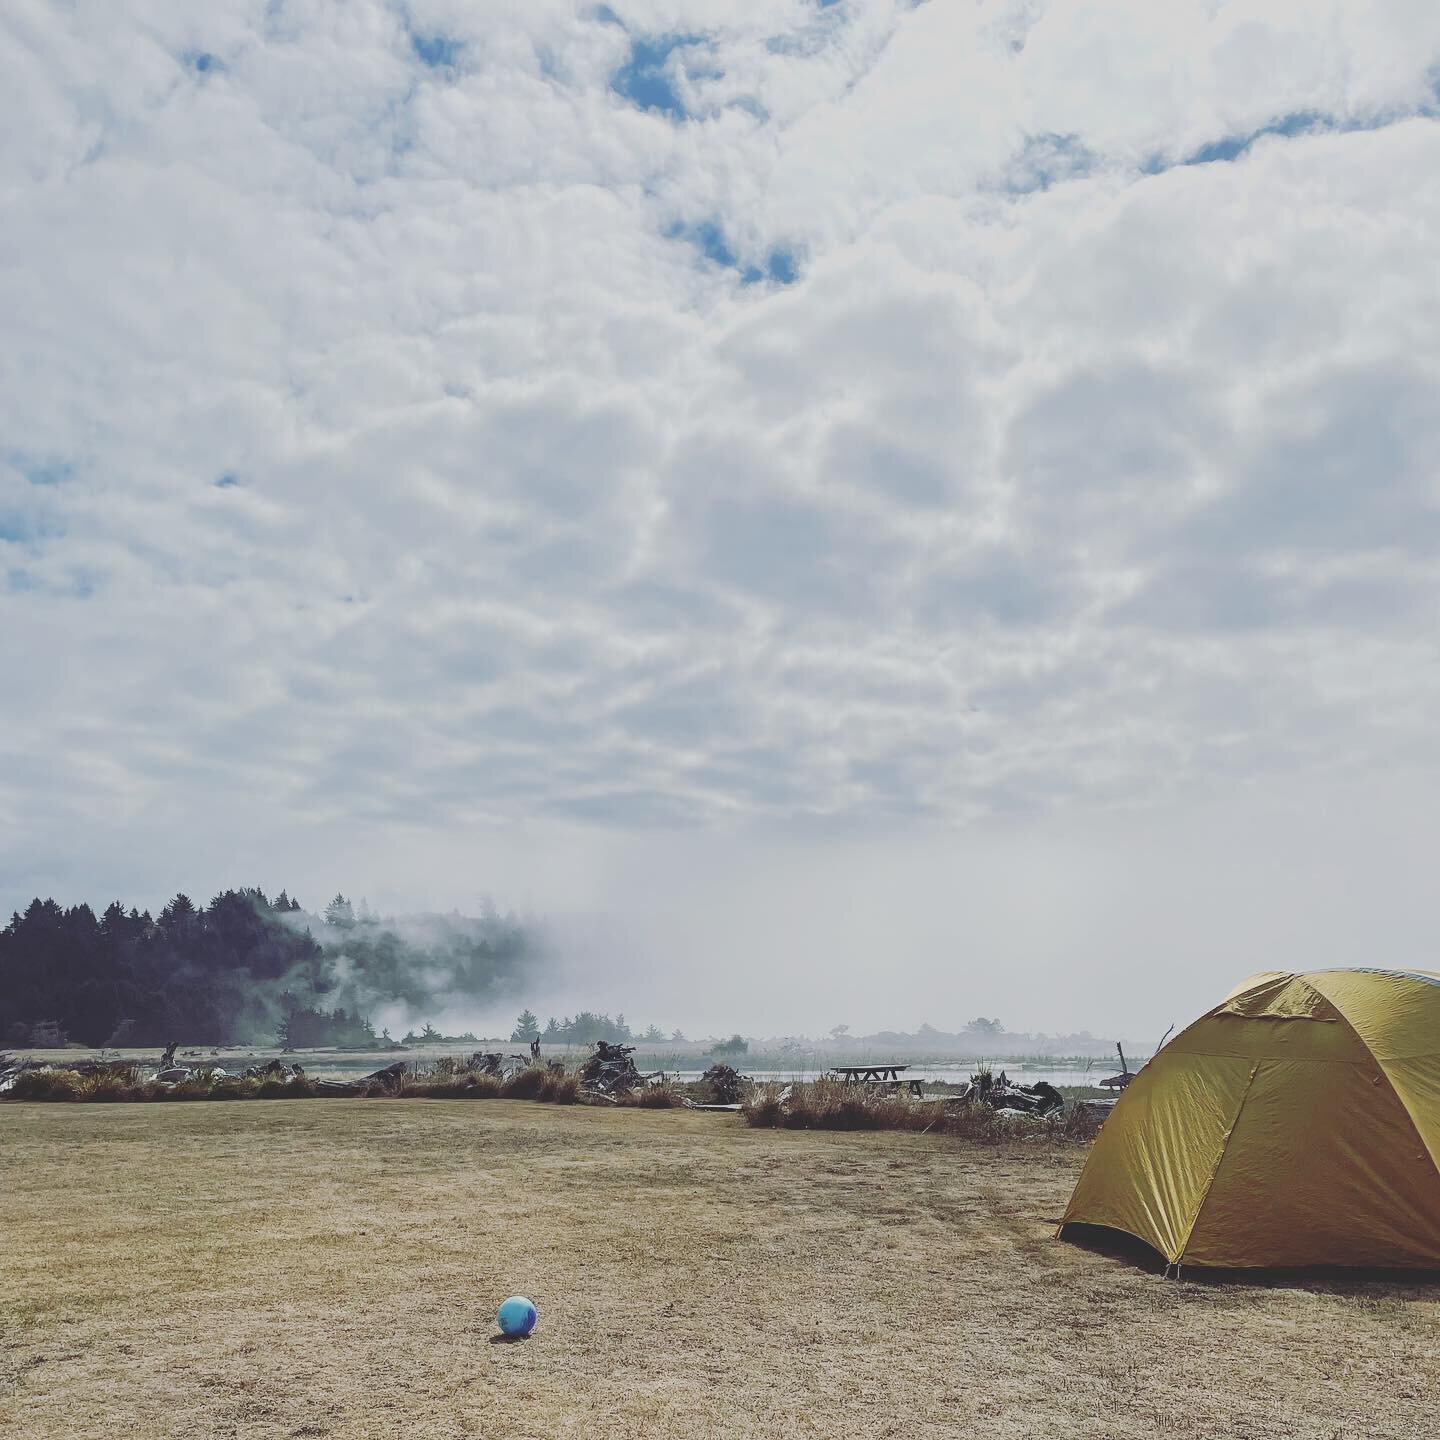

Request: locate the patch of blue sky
(214, 472), (241, 489)
(679, 219), (736, 267)
(1187, 110), (1323, 165)
(0, 503), (61, 545)
(411, 32), (461, 69)
(611, 34), (705, 120)
(593, 4), (623, 25)
(761, 248), (798, 285)
(1145, 111), (1339, 174)
(182, 50), (220, 75)
(1003, 133), (1095, 194)
(6, 453), (72, 487)
(667, 221), (800, 287)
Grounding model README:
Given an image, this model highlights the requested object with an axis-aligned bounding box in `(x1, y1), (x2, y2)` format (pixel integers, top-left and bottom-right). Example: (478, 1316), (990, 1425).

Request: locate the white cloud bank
(3, 0), (1440, 1035)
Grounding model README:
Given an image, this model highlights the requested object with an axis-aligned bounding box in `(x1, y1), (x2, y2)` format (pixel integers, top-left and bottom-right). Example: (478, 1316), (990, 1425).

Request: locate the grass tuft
(500, 1066), (546, 1099)
(9, 1068), (85, 1101)
(632, 1085), (680, 1108)
(540, 1072), (580, 1104)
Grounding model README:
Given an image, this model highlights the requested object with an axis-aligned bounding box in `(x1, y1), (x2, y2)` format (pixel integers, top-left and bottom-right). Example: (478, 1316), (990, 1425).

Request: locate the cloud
(3, 1), (1440, 1031)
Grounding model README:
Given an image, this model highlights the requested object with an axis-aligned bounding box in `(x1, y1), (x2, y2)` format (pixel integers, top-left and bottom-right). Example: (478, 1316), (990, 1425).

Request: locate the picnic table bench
(828, 1064), (924, 1097)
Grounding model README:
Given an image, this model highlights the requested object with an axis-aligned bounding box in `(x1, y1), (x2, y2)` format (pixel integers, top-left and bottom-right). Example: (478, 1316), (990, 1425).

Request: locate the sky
(3, 1), (1440, 1041)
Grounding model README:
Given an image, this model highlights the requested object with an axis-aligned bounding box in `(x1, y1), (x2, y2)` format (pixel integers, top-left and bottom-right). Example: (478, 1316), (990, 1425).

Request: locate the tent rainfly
(1060, 968), (1440, 1270)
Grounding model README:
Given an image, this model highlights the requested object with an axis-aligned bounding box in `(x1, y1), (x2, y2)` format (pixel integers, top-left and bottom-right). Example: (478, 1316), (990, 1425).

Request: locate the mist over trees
(0, 888), (543, 1048)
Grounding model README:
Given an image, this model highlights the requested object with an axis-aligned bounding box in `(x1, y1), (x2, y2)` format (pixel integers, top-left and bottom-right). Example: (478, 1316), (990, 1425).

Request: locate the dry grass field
(2, 1101), (1436, 1440)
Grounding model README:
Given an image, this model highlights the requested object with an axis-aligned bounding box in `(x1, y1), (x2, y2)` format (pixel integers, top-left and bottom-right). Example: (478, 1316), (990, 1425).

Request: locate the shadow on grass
(1059, 1222), (1440, 1292)
(1058, 1222), (1168, 1275)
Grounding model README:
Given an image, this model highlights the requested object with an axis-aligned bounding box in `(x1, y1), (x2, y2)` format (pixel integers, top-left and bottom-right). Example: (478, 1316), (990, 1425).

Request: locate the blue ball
(496, 1295), (537, 1337)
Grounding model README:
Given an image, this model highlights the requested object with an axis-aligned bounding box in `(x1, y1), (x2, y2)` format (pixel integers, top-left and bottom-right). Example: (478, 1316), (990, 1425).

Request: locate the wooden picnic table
(828, 1064), (924, 1097)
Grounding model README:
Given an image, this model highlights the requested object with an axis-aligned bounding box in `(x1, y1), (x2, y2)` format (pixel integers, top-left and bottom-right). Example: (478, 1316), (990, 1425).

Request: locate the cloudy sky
(4, 1), (1440, 1039)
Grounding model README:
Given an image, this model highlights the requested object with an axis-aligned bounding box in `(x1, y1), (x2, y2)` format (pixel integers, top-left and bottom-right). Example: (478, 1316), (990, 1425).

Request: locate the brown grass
(744, 1078), (1102, 1143)
(3, 1062), (586, 1108)
(2, 1101), (1435, 1440)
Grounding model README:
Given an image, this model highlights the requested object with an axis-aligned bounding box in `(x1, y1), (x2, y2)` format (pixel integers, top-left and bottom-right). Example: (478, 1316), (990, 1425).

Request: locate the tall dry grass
(3, 1059), (585, 1108)
(742, 1078), (1102, 1143)
(396, 1064), (580, 1105)
(6, 1056), (652, 1113)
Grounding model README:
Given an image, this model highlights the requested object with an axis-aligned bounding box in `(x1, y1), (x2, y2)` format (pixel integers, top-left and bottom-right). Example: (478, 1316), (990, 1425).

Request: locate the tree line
(508, 1009), (682, 1045)
(1, 888), (541, 1049)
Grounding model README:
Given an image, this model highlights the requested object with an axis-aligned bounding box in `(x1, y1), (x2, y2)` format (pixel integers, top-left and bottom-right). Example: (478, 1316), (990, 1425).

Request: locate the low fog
(8, 765), (1436, 1048)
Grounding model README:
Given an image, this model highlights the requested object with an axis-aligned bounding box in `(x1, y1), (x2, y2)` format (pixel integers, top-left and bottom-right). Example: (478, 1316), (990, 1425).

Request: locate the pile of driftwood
(242, 1058), (301, 1081)
(699, 1063), (749, 1105)
(578, 1041), (675, 1098)
(0, 1055), (106, 1092)
(310, 1059), (424, 1095)
(0, 1054), (174, 1091)
(955, 1069), (1064, 1117)
(579, 1041), (644, 1096)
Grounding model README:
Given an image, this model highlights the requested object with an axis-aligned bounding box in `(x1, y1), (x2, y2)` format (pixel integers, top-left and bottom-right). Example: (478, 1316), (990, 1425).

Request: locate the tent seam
(1176, 1058), (1262, 1264)
(1315, 980), (1440, 1198)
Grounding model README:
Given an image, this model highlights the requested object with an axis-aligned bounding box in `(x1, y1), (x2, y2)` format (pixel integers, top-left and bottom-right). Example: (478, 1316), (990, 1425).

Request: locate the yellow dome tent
(1060, 968), (1440, 1269)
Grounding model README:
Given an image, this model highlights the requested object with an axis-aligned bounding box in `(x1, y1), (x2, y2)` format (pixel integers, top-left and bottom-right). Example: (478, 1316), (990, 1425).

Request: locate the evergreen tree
(325, 894), (355, 929)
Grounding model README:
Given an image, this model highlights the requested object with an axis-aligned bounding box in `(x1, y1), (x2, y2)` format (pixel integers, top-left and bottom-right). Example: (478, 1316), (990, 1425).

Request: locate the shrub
(500, 1066), (546, 1100)
(745, 1091), (784, 1128)
(741, 1078), (1096, 1143)
(539, 1072), (579, 1105)
(633, 1085), (679, 1108)
(405, 1073), (503, 1100)
(80, 1073), (136, 1103)
(10, 1068), (84, 1101)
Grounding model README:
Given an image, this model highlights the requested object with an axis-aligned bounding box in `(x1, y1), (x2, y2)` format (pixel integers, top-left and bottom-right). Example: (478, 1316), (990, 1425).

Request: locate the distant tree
(160, 894), (196, 930)
(542, 1016), (561, 1040)
(966, 1017), (1003, 1035)
(641, 1024), (666, 1043)
(105, 1018), (138, 1047)
(710, 1033), (749, 1057)
(829, 1024), (850, 1040)
(325, 894), (355, 929)
(559, 1011), (632, 1044)
(671, 1029), (687, 1043)
(276, 997), (377, 1049)
(510, 1009), (540, 1042)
